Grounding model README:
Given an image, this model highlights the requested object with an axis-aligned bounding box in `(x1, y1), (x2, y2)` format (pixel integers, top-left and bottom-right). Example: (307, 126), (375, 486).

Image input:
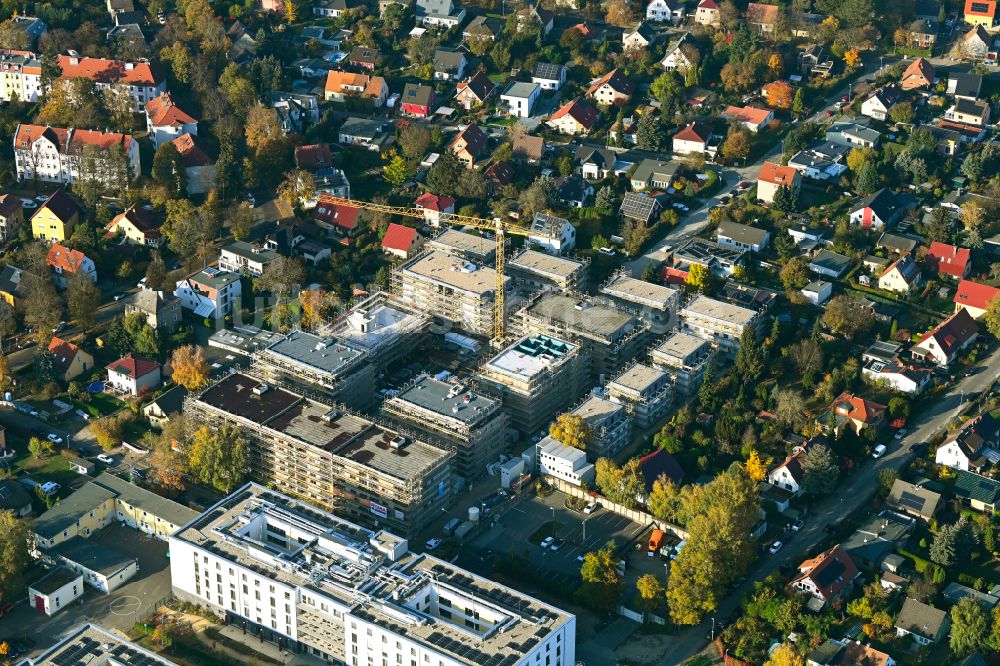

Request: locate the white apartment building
(57, 53), (167, 112)
(528, 213), (576, 255)
(174, 267), (242, 320)
(0, 49), (42, 102)
(679, 295), (761, 358)
(14, 124), (140, 184)
(169, 483), (576, 666)
(650, 331), (714, 396)
(218, 240), (281, 277)
(536, 436), (595, 486)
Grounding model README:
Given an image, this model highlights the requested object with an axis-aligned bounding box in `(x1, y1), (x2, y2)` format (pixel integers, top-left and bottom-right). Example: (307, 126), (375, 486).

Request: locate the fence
(544, 475), (689, 540)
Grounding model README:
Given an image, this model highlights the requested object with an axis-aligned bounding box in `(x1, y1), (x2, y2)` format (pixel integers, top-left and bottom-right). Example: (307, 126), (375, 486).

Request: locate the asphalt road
(645, 344), (1000, 665)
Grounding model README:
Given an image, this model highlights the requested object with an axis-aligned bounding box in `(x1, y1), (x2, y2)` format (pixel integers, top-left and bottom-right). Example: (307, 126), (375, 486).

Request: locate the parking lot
(472, 491), (650, 588)
(1, 524), (173, 659)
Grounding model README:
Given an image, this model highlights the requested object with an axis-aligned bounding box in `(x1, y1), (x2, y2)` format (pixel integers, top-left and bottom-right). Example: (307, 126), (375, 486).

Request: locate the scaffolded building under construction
(321, 291), (428, 371)
(184, 372), (454, 537)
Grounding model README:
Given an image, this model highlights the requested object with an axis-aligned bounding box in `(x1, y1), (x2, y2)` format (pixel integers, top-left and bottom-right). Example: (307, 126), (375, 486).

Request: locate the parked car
(583, 501), (598, 515)
(46, 433), (63, 445)
(550, 539), (563, 552)
(769, 540), (783, 554)
(872, 444), (887, 458)
(40, 481), (60, 496)
(34, 194), (48, 202)
(130, 468), (146, 480)
(791, 519), (805, 532)
(425, 538), (441, 551)
(598, 247), (616, 256)
(97, 454), (114, 465)
(19, 198), (37, 209)
(540, 536), (554, 548)
(894, 428), (907, 440)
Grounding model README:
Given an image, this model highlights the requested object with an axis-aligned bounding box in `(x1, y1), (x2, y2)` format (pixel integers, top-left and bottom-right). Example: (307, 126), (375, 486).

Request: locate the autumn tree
(66, 273), (100, 329)
(621, 219), (652, 256)
(150, 435), (187, 495)
(846, 146), (875, 173)
(685, 263), (712, 294)
(91, 415), (125, 450)
(254, 255), (305, 302)
(843, 48), (861, 68)
(951, 596), (990, 655)
(21, 275), (61, 346)
(822, 295), (874, 338)
(744, 450), (768, 482)
(636, 574), (666, 611)
(605, 0), (635, 27)
(647, 474), (682, 523)
(398, 124), (432, 161)
(383, 154), (410, 186)
(300, 288), (332, 331)
(578, 541), (623, 612)
(721, 129), (751, 164)
(0, 354), (12, 393)
(187, 425), (249, 494)
(765, 644), (805, 666)
(889, 101), (914, 125)
(595, 458), (644, 508)
(766, 80), (794, 110)
(170, 345), (209, 390)
(983, 295), (1000, 338)
(549, 413), (595, 450)
(0, 511), (30, 602)
(278, 169), (317, 208)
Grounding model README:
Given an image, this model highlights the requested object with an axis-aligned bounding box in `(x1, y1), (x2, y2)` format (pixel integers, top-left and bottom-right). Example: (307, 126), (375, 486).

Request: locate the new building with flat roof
(679, 295), (762, 357)
(570, 395), (631, 460)
(599, 273), (680, 334)
(392, 250), (513, 338)
(507, 248), (588, 293)
(426, 228), (497, 264)
(322, 292), (428, 370)
(185, 373), (454, 537)
(253, 329), (376, 411)
(477, 334), (589, 437)
(169, 484), (576, 665)
(536, 437), (594, 486)
(650, 331), (714, 396)
(22, 624), (182, 665)
(382, 374), (509, 481)
(517, 293), (650, 384)
(606, 363), (672, 429)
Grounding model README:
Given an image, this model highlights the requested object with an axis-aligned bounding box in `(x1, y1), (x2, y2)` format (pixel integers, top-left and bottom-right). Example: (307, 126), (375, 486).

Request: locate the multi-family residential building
(679, 295), (762, 358)
(218, 241), (281, 277)
(145, 92), (197, 147)
(174, 267), (242, 320)
(126, 288), (182, 332)
(606, 363), (672, 429)
(0, 193), (22, 242)
(28, 624), (185, 665)
(517, 293), (650, 384)
(477, 334), (589, 437)
(650, 331), (714, 396)
(184, 373), (455, 537)
(322, 292), (429, 371)
(570, 395), (631, 460)
(169, 483), (575, 664)
(14, 124), (140, 184)
(56, 53), (167, 112)
(0, 49), (42, 102)
(507, 249), (588, 293)
(756, 161), (802, 205)
(537, 437), (595, 486)
(253, 329), (376, 411)
(391, 250), (512, 339)
(382, 374), (508, 481)
(599, 273), (680, 334)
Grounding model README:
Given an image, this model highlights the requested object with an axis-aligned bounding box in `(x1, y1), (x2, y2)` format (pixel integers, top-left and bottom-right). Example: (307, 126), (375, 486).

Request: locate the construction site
(381, 373), (509, 482)
(606, 362), (674, 430)
(320, 291), (429, 371)
(506, 248), (589, 294)
(184, 372), (455, 537)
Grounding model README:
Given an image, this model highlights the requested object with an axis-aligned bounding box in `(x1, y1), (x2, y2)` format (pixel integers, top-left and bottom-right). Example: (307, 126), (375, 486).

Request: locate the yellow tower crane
(317, 194), (545, 345)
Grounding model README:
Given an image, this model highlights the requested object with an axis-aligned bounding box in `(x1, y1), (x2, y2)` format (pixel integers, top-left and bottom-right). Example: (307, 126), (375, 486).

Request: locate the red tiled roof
(832, 392), (886, 425)
(415, 192), (455, 212)
(57, 54), (164, 86)
(314, 198), (361, 231)
(901, 57), (935, 88)
(381, 223), (419, 251)
(146, 92), (196, 127)
(927, 241), (970, 278)
(484, 161), (514, 186)
(723, 105), (772, 126)
(770, 446), (807, 485)
(45, 243), (88, 273)
(954, 279), (1000, 311)
(746, 2), (779, 26)
(758, 161), (798, 185)
(791, 545), (859, 602)
(673, 121), (711, 144)
(171, 133), (213, 167)
(106, 353), (161, 378)
(294, 143), (333, 170)
(324, 71), (386, 98)
(586, 68), (635, 97)
(550, 97), (599, 130)
(48, 336), (83, 375)
(965, 0), (997, 18)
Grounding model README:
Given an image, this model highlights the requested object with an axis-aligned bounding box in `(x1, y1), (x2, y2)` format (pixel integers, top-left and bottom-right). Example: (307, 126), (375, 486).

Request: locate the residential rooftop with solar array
(169, 484), (575, 666)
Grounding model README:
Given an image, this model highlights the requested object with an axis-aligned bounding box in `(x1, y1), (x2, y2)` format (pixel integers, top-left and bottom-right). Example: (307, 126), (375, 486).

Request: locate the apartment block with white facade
(14, 124), (140, 184)
(650, 331), (714, 396)
(679, 295), (762, 358)
(0, 49), (42, 102)
(57, 53), (167, 112)
(169, 483), (576, 665)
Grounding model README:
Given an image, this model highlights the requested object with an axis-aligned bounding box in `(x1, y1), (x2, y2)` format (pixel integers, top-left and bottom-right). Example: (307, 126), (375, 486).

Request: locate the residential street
(591, 345), (1000, 666)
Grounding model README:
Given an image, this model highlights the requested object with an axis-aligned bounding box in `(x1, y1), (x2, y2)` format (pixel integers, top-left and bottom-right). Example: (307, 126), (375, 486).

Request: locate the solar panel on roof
(897, 490), (927, 512)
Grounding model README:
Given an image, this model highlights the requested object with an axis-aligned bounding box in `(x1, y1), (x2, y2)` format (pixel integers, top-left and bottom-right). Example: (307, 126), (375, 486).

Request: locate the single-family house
(694, 0), (720, 26)
(415, 192), (456, 226)
(143, 385), (188, 428)
(586, 68), (634, 107)
(324, 71), (388, 107)
(126, 288), (182, 332)
(454, 72), (496, 111)
(348, 46), (379, 71)
(338, 117), (393, 152)
(106, 205), (161, 248)
(314, 198), (362, 239)
(145, 92), (197, 148)
(954, 279), (1000, 319)
(861, 88), (902, 121)
(623, 22), (656, 51)
(532, 62), (566, 91)
(886, 479), (941, 521)
(673, 122), (713, 156)
(174, 267), (242, 320)
(463, 15), (501, 43)
(945, 98), (991, 127)
(512, 133), (545, 163)
(850, 189), (904, 229)
(908, 18), (939, 50)
(515, 4), (553, 35)
(927, 242), (971, 279)
(965, 0), (997, 28)
(171, 133), (216, 194)
(722, 105), (774, 132)
(716, 221), (770, 253)
(0, 195), (23, 242)
(801, 280), (832, 305)
(935, 414), (1000, 472)
(0, 265), (27, 306)
(31, 189), (80, 243)
(955, 25), (993, 61)
(757, 161), (802, 205)
(768, 447), (806, 495)
(46, 242), (96, 288)
(620, 192), (662, 224)
(826, 118), (882, 148)
(647, 0), (683, 22)
(555, 175), (594, 208)
(914, 308), (979, 366)
(895, 598), (949, 646)
(807, 640), (895, 666)
(547, 98), (599, 135)
(314, 0), (350, 17)
(787, 141), (849, 180)
(826, 391), (887, 435)
(629, 159), (680, 192)
(809, 249), (852, 278)
(449, 124), (488, 168)
(218, 241), (280, 277)
(790, 545), (860, 606)
(106, 354), (161, 396)
(382, 223), (424, 259)
(901, 57), (935, 90)
(660, 32), (700, 72)
(433, 49), (467, 82)
(954, 469), (1000, 512)
(862, 360), (932, 394)
(949, 72), (984, 100)
(400, 83), (436, 118)
(500, 82), (540, 118)
(878, 254), (922, 293)
(48, 337), (94, 382)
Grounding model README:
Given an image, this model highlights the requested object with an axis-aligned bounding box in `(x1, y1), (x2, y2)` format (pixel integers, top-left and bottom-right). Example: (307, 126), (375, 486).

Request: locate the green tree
(636, 573), (666, 611)
(634, 113), (664, 152)
(856, 161), (878, 195)
(187, 425), (250, 494)
(772, 184), (797, 212)
(595, 186), (615, 212)
(951, 596), (990, 655)
(28, 437), (50, 459)
(0, 511), (30, 601)
(792, 88), (806, 116)
(801, 444), (838, 496)
(735, 326), (764, 382)
(930, 522), (957, 566)
(650, 71), (682, 106)
(647, 474), (682, 523)
(398, 124), (432, 161)
(383, 154), (410, 186)
(889, 101), (914, 124)
(578, 541), (623, 612)
(595, 458), (644, 508)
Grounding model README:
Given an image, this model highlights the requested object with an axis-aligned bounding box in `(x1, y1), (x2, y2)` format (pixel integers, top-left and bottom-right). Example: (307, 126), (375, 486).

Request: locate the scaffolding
(319, 291), (429, 369)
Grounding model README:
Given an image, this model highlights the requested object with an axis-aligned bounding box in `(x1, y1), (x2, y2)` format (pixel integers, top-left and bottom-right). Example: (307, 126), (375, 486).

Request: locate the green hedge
(897, 548), (931, 573)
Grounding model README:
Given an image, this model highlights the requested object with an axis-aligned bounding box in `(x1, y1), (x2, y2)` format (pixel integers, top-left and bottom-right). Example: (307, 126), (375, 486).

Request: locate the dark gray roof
(532, 62), (564, 81)
(340, 116), (387, 139)
(34, 482), (118, 540)
(631, 158), (680, 185)
(147, 385), (188, 416)
(93, 472), (199, 528)
(809, 249), (852, 276)
(29, 566), (80, 595)
(53, 536), (136, 577)
(619, 192), (660, 221)
(949, 72), (983, 99)
(403, 83), (435, 107)
(717, 221), (769, 246)
(0, 478), (31, 512)
(895, 597), (947, 639)
(877, 232), (919, 253)
(433, 49), (465, 73)
(887, 479), (941, 519)
(853, 188), (900, 223)
(954, 98), (989, 117)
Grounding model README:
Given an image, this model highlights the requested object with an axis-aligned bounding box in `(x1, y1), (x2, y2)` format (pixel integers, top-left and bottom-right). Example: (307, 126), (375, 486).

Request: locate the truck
(453, 521), (475, 541)
(648, 529), (665, 557)
(443, 518), (461, 536)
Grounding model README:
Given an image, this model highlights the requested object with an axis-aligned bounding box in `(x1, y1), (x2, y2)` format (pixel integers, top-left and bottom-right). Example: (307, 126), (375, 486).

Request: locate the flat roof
(600, 275), (677, 309)
(525, 294), (639, 342)
(173, 484), (572, 665)
(652, 331), (710, 360)
(680, 295), (758, 326)
(508, 249), (585, 280)
(261, 330), (366, 376)
(607, 363), (666, 394)
(428, 229), (495, 258)
(53, 537), (135, 577)
(195, 373), (303, 425)
(483, 334), (577, 380)
(29, 566), (81, 595)
(28, 624), (181, 666)
(208, 327), (282, 355)
(401, 251), (506, 295)
(325, 295), (426, 353)
(572, 395), (623, 426)
(390, 375), (499, 426)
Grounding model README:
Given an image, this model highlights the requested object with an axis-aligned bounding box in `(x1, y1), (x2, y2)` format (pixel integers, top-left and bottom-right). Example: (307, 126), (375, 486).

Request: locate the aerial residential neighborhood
(1, 0), (1000, 665)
